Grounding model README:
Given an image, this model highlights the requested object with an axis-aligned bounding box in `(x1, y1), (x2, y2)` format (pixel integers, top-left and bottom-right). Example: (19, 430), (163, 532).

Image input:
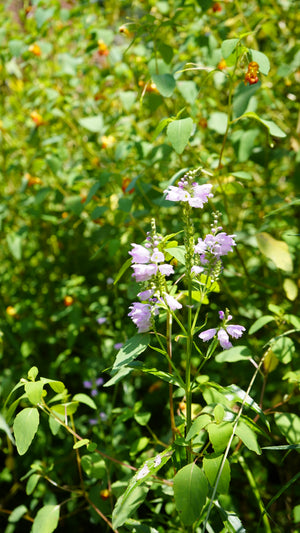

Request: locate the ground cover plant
(0, 0), (299, 532)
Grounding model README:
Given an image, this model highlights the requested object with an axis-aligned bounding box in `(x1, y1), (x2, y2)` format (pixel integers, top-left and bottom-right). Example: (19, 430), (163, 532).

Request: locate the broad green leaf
(207, 112), (228, 134)
(233, 81), (260, 119)
(256, 232), (293, 272)
(8, 505), (28, 523)
(248, 315), (275, 334)
(164, 245), (186, 264)
(241, 112), (286, 138)
(215, 345), (252, 363)
(235, 421), (261, 455)
(13, 408), (39, 455)
(283, 369), (300, 384)
(112, 333), (150, 372)
(214, 404), (225, 424)
(72, 393), (96, 409)
(40, 378), (65, 393)
(207, 422), (233, 453)
(78, 115), (104, 133)
(51, 402), (79, 415)
(31, 505), (60, 533)
(274, 412), (300, 445)
(174, 463), (208, 525)
(250, 49), (271, 75)
(112, 448), (173, 529)
(221, 38), (239, 58)
(283, 278), (298, 301)
(25, 381), (44, 405)
(186, 414), (211, 441)
(35, 8), (55, 29)
(167, 118), (194, 154)
(203, 454), (231, 493)
(152, 73), (176, 97)
(237, 128), (259, 162)
(270, 336), (295, 364)
(177, 80), (198, 105)
(8, 39), (25, 57)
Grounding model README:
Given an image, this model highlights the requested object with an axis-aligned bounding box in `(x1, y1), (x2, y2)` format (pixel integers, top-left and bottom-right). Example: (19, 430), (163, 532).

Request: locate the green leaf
(215, 345), (252, 363)
(7, 232), (22, 260)
(78, 115), (104, 133)
(256, 232), (293, 272)
(31, 505), (60, 533)
(221, 38), (239, 58)
(26, 474), (40, 495)
(214, 500), (246, 532)
(177, 81), (198, 105)
(174, 463), (208, 525)
(8, 505), (28, 523)
(72, 393), (97, 409)
(186, 414), (211, 441)
(112, 448), (173, 529)
(203, 454), (231, 493)
(250, 49), (271, 75)
(167, 118), (194, 154)
(51, 402), (79, 415)
(35, 8), (55, 29)
(225, 384), (270, 429)
(164, 245), (186, 264)
(269, 336), (295, 364)
(235, 421), (261, 455)
(152, 73), (176, 97)
(28, 367), (39, 381)
(283, 278), (298, 301)
(111, 333), (150, 372)
(25, 382), (44, 405)
(207, 422), (233, 453)
(130, 362), (184, 388)
(40, 378), (65, 393)
(233, 82), (260, 119)
(248, 315), (275, 334)
(73, 439), (90, 449)
(240, 112), (286, 138)
(207, 112), (228, 134)
(274, 412), (300, 445)
(13, 408), (39, 455)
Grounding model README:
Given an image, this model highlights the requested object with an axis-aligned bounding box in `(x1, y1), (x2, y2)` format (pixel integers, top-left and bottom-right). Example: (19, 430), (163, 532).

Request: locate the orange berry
(121, 177), (134, 194)
(28, 43), (41, 56)
(217, 59), (227, 70)
(61, 212), (69, 219)
(97, 40), (109, 57)
(101, 135), (115, 149)
(30, 111), (44, 126)
(100, 489), (110, 500)
(212, 2), (222, 12)
(64, 296), (74, 307)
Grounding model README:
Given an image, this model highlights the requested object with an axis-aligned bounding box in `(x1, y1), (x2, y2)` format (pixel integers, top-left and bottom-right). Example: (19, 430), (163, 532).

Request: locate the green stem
(238, 455), (272, 533)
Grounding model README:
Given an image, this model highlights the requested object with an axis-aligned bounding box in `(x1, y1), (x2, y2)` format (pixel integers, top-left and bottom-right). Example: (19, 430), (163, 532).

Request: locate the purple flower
(131, 263), (157, 282)
(164, 179), (213, 208)
(129, 244), (150, 263)
(195, 232), (236, 260)
(199, 310), (245, 350)
(161, 293), (182, 311)
(97, 317), (107, 325)
(114, 342), (124, 350)
(128, 302), (152, 333)
(83, 376), (104, 396)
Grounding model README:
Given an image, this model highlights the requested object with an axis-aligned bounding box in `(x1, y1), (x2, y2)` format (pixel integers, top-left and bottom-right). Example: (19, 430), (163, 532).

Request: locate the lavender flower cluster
(127, 173), (245, 349)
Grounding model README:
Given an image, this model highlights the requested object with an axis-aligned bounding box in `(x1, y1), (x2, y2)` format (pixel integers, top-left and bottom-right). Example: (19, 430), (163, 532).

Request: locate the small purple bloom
(138, 289), (154, 300)
(158, 264), (174, 276)
(114, 342), (124, 350)
(164, 179), (213, 208)
(199, 328), (217, 342)
(163, 293), (182, 310)
(151, 249), (165, 263)
(97, 317), (107, 325)
(128, 302), (152, 333)
(131, 263), (157, 282)
(83, 380), (92, 389)
(199, 310), (246, 350)
(129, 243), (150, 264)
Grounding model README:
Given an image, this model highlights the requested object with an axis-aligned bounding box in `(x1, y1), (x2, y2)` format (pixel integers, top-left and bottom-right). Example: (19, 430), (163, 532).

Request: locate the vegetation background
(0, 0), (299, 532)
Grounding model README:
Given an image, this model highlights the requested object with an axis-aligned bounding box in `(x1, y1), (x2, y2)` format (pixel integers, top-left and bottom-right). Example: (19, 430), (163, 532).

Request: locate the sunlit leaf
(13, 408), (40, 455)
(174, 463), (208, 525)
(167, 118), (194, 153)
(256, 232), (293, 271)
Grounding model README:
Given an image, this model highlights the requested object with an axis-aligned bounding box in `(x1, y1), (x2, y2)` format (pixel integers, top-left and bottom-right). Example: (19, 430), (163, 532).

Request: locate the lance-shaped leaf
(112, 448), (173, 529)
(111, 333), (150, 373)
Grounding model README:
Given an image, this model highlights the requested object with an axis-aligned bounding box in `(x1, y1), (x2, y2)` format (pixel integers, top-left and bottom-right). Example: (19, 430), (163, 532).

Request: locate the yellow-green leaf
(256, 232), (293, 272)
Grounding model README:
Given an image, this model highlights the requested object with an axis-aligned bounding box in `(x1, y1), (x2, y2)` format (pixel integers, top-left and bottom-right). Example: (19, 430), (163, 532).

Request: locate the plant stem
(167, 310), (177, 440)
